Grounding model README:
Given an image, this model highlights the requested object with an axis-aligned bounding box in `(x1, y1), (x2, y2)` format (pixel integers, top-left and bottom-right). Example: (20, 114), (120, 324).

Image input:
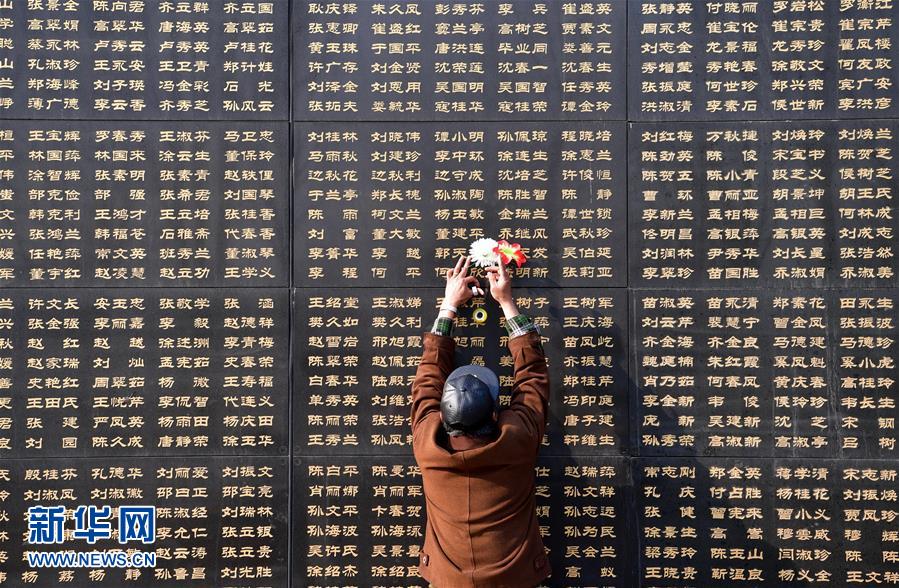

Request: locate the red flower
(493, 240), (527, 267)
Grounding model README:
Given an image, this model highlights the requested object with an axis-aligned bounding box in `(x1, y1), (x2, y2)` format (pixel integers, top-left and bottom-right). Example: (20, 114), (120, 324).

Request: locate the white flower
(469, 238), (499, 268)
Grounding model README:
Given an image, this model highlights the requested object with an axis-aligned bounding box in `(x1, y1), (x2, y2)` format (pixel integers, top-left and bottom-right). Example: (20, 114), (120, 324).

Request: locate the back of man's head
(441, 365), (500, 438)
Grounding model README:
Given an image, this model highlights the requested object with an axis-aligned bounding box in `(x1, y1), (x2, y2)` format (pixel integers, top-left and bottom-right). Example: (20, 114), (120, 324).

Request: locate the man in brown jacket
(410, 255), (552, 588)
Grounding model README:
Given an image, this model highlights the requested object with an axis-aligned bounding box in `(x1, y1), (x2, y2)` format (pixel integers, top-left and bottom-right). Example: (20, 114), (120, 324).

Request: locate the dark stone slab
(631, 288), (899, 460)
(293, 454), (633, 588)
(0, 456), (288, 587)
(0, 120), (289, 286)
(293, 0), (627, 121)
(0, 289), (289, 457)
(635, 456), (897, 587)
(0, 0), (289, 120)
(294, 121), (627, 287)
(629, 120), (899, 288)
(628, 0), (899, 121)
(292, 287), (629, 456)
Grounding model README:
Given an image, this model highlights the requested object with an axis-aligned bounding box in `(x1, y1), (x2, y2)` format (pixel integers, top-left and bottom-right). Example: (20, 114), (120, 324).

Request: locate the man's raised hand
(486, 262), (514, 308)
(444, 255), (481, 308)
(486, 263), (521, 319)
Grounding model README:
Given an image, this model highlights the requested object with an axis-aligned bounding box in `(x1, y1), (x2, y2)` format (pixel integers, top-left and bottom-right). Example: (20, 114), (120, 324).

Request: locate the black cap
(441, 365), (500, 437)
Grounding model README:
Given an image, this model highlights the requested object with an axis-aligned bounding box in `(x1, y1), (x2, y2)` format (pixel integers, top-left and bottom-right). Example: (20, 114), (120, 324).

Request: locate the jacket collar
(448, 433), (491, 452)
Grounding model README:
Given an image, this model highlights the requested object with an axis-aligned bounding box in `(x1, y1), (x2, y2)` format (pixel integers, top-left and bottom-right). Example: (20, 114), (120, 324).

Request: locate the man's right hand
(486, 263), (519, 317)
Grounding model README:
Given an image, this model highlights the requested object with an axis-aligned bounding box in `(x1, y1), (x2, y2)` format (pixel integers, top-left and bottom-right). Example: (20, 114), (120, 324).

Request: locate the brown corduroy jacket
(410, 330), (551, 588)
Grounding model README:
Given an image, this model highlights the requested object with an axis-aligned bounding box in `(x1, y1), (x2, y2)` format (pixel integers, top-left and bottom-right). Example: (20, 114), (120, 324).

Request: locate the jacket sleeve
(410, 332), (456, 433)
(507, 330), (550, 450)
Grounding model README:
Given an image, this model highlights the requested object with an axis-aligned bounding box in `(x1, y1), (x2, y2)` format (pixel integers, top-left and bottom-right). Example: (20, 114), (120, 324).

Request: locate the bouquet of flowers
(468, 238), (527, 269)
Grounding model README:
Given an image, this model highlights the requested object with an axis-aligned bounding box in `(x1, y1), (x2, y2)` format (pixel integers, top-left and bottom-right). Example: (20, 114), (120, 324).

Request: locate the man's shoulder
(493, 412), (541, 456)
(412, 413), (445, 457)
(498, 410), (534, 435)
